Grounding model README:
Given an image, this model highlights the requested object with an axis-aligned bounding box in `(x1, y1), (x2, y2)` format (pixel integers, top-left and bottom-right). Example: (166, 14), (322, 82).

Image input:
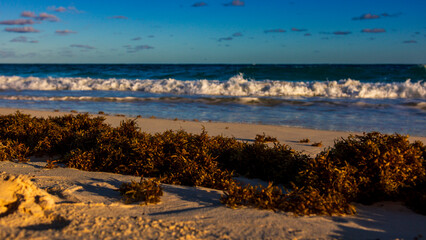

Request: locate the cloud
(224, 0), (245, 6)
(5, 27), (39, 33)
(50, 6), (67, 12)
(291, 28), (307, 32)
(35, 13), (60, 22)
(333, 31), (351, 35)
(352, 12), (402, 20)
(132, 37), (141, 41)
(21, 11), (36, 18)
(10, 36), (28, 42)
(352, 13), (380, 20)
(70, 44), (95, 49)
(264, 29), (286, 33)
(109, 16), (128, 20)
(192, 2), (207, 7)
(48, 6), (83, 13)
(10, 36), (36, 43)
(0, 19), (36, 25)
(218, 37), (233, 41)
(403, 40), (417, 44)
(135, 45), (154, 50)
(124, 45), (154, 53)
(68, 7), (83, 14)
(21, 11), (60, 21)
(10, 36), (38, 43)
(217, 33), (242, 42)
(55, 30), (77, 35)
(361, 28), (386, 33)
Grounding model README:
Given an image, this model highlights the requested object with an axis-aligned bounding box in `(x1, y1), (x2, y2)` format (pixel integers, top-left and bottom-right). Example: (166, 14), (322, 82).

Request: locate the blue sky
(0, 0), (425, 63)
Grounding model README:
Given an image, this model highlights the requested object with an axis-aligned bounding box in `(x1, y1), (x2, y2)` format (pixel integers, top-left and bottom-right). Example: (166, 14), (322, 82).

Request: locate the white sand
(0, 108), (425, 239)
(0, 173), (57, 227)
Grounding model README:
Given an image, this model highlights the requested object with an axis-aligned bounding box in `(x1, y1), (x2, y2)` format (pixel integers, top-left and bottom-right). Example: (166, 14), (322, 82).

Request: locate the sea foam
(0, 74), (424, 99)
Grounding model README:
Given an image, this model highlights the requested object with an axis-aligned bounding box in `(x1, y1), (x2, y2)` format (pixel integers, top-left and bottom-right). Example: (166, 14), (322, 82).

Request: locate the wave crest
(0, 74), (424, 99)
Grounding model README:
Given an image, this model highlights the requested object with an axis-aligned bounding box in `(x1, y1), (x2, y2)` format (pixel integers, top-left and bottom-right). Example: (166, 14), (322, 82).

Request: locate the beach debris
(255, 133), (278, 143)
(311, 142), (322, 147)
(299, 138), (310, 143)
(44, 159), (59, 169)
(119, 178), (163, 204)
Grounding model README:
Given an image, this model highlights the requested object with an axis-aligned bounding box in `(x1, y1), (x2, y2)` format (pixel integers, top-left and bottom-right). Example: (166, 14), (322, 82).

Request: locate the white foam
(0, 74), (425, 99)
(0, 95), (141, 102)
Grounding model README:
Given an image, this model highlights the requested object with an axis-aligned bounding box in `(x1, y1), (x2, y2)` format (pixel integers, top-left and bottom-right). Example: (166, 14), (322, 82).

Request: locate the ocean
(0, 64), (425, 136)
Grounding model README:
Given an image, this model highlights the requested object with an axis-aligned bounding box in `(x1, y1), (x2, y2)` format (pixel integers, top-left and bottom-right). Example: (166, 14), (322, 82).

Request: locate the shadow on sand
(330, 202), (426, 239)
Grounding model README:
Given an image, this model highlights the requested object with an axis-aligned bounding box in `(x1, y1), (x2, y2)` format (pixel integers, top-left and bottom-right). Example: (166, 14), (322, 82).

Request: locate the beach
(1, 107), (426, 239)
(1, 0), (425, 238)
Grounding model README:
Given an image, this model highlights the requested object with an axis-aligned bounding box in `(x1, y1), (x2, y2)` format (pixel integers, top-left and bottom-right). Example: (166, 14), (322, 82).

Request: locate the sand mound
(0, 172), (57, 226)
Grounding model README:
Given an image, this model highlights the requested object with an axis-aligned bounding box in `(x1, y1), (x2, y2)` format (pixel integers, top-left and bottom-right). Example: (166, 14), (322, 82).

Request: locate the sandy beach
(1, 107), (426, 239)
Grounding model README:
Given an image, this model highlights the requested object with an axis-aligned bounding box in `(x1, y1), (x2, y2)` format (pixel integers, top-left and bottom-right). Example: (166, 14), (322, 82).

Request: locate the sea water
(0, 64), (425, 136)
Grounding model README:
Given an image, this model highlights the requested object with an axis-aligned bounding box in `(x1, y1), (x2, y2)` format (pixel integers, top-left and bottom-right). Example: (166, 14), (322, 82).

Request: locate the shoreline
(1, 107), (424, 156)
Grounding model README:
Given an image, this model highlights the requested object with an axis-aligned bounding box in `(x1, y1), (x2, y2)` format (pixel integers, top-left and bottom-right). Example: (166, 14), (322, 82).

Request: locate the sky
(0, 0), (425, 64)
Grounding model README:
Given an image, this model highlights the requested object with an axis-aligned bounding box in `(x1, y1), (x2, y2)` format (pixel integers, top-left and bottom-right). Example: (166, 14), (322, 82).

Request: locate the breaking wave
(0, 74), (425, 99)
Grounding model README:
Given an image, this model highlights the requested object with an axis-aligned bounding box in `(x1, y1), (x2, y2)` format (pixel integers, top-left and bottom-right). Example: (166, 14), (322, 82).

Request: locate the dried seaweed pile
(0, 112), (425, 215)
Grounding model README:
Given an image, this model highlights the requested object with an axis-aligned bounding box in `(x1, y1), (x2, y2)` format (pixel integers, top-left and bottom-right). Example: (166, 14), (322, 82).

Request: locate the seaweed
(119, 178), (163, 204)
(311, 142), (322, 147)
(1, 112), (425, 215)
(0, 139), (30, 162)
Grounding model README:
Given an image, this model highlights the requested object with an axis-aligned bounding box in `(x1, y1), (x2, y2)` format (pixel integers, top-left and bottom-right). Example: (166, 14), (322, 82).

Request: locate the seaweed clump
(119, 178), (163, 204)
(221, 183), (356, 215)
(0, 140), (30, 162)
(221, 132), (426, 215)
(216, 134), (308, 186)
(299, 133), (426, 214)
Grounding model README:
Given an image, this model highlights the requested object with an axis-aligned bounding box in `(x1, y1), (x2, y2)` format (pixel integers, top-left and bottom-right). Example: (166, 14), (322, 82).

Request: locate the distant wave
(0, 95), (307, 106)
(3, 95), (426, 111)
(0, 74), (425, 99)
(0, 95), (262, 105)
